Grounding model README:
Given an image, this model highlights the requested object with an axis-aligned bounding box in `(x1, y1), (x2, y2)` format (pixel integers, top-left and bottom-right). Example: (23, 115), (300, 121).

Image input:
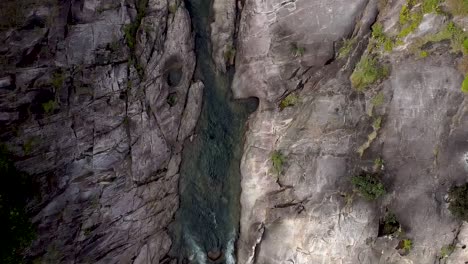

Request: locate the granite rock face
(0, 0), (199, 263)
(235, 0), (468, 263)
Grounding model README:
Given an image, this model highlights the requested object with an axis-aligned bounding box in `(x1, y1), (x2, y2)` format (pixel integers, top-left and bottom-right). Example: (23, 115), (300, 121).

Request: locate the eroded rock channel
(169, 0), (257, 263)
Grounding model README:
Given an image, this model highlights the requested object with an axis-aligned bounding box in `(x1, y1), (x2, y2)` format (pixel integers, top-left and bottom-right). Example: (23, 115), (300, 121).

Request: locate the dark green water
(169, 0), (257, 263)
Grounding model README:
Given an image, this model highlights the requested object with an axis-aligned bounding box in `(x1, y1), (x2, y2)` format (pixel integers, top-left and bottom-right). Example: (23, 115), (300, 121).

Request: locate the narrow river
(169, 0), (257, 263)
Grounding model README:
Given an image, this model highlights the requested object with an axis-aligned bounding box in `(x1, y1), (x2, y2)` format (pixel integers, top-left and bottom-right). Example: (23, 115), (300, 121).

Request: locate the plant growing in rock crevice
(396, 238), (413, 255)
(351, 56), (389, 91)
(290, 42), (305, 57)
(351, 172), (386, 200)
(270, 150), (286, 176)
(378, 212), (401, 237)
(462, 75), (468, 93)
(279, 93), (299, 110)
(338, 37), (356, 59)
(440, 244), (456, 259)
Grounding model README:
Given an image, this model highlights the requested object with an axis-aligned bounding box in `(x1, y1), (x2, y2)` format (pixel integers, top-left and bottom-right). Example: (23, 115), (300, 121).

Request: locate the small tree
(351, 172), (386, 200)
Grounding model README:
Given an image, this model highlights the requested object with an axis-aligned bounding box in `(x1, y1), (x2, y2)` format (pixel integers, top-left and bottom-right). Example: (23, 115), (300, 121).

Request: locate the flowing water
(169, 0), (257, 263)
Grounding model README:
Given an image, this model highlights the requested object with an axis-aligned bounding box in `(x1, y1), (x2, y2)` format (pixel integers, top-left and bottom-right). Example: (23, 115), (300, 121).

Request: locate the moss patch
(279, 93), (299, 110)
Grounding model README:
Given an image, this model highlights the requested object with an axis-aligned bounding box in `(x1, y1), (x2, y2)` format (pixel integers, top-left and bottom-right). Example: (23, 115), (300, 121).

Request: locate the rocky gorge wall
(2, 0), (468, 263)
(0, 0), (201, 263)
(234, 0), (468, 263)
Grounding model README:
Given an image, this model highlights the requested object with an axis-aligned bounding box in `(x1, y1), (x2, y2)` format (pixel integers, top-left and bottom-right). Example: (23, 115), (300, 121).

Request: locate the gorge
(2, 0), (468, 264)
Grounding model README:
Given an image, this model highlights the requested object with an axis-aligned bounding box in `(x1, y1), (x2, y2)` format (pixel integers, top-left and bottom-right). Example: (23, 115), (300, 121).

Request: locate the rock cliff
(0, 0), (201, 263)
(235, 0), (468, 263)
(2, 0), (468, 263)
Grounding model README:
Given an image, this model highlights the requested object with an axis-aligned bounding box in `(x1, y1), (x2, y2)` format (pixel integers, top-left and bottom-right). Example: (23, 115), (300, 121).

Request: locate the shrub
(351, 172), (386, 200)
(351, 56), (389, 91)
(379, 212), (401, 236)
(422, 0), (441, 14)
(271, 150), (285, 176)
(279, 94), (298, 110)
(462, 75), (468, 93)
(440, 244), (455, 258)
(401, 239), (413, 251)
(448, 183), (468, 220)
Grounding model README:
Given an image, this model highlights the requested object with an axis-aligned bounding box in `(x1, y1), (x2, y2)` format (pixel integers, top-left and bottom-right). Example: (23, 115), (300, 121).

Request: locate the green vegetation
(398, 6), (423, 38)
(351, 172), (386, 200)
(397, 0), (440, 40)
(414, 22), (468, 54)
(440, 244), (456, 258)
(338, 38), (356, 59)
(419, 50), (428, 58)
(422, 0), (441, 13)
(380, 212), (401, 236)
(123, 0), (149, 79)
(271, 150), (286, 176)
(51, 71), (65, 89)
(124, 23), (138, 50)
(447, 0), (468, 15)
(462, 75), (468, 93)
(351, 56), (389, 91)
(279, 93), (299, 110)
(448, 183), (468, 220)
(374, 157), (384, 170)
(371, 92), (385, 107)
(290, 42), (305, 57)
(371, 23), (394, 52)
(368, 92), (385, 116)
(400, 238), (413, 252)
(42, 100), (56, 115)
(166, 93), (177, 107)
(0, 145), (35, 264)
(224, 45), (236, 66)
